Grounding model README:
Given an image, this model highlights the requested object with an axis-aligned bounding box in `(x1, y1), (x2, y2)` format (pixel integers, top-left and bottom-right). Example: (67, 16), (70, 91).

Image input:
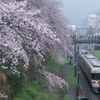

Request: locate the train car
(79, 50), (100, 93)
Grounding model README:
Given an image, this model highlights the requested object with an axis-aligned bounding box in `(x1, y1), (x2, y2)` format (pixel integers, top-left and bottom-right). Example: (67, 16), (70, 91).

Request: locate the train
(78, 50), (100, 93)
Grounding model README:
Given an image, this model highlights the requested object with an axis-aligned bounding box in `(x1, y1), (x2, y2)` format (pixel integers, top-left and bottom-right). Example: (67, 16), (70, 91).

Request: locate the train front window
(92, 73), (100, 80)
(98, 73), (100, 80)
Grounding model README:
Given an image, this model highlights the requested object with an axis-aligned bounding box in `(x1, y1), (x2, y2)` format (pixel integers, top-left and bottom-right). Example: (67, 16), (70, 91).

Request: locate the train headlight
(97, 81), (100, 83)
(91, 81), (100, 83)
(95, 81), (98, 83)
(91, 81), (95, 83)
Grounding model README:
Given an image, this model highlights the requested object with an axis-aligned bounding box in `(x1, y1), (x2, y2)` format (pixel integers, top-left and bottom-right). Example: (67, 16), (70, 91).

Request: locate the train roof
(79, 50), (100, 73)
(91, 60), (100, 67)
(85, 54), (95, 59)
(92, 68), (100, 73)
(80, 49), (89, 54)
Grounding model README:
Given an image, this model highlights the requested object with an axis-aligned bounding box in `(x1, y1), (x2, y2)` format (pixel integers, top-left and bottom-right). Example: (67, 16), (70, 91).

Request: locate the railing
(73, 39), (100, 44)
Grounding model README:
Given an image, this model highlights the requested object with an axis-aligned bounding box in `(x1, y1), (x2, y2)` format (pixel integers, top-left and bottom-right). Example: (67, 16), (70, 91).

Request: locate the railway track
(79, 67), (100, 100)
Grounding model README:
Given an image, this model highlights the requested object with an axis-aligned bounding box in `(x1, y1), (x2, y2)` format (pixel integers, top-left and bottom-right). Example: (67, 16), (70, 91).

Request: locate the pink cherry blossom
(0, 0), (72, 90)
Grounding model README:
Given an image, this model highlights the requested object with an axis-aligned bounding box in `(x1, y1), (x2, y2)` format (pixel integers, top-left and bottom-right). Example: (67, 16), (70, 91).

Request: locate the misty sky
(59, 0), (100, 18)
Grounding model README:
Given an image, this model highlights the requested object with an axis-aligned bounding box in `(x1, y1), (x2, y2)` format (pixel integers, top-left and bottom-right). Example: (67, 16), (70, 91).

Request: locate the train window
(92, 73), (98, 80)
(98, 73), (100, 80)
(92, 73), (100, 80)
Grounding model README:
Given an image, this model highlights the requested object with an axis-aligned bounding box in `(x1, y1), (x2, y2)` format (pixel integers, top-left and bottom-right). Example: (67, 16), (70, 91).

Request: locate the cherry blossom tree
(27, 0), (72, 55)
(0, 0), (72, 92)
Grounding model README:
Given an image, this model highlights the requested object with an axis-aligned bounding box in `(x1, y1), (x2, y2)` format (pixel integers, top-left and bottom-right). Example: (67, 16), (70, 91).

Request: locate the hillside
(14, 56), (77, 100)
(0, 0), (73, 99)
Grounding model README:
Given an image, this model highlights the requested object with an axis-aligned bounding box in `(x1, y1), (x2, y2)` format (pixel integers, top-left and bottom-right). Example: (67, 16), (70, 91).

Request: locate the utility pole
(76, 45), (80, 100)
(73, 37), (91, 100)
(77, 45), (80, 85)
(74, 35), (77, 77)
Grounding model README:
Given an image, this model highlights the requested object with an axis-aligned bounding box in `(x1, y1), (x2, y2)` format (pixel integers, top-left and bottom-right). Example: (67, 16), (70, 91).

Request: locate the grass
(92, 50), (100, 59)
(62, 55), (69, 64)
(61, 64), (77, 86)
(63, 94), (69, 100)
(45, 55), (60, 73)
(45, 56), (77, 100)
(46, 56), (59, 66)
(14, 55), (77, 100)
(14, 81), (59, 100)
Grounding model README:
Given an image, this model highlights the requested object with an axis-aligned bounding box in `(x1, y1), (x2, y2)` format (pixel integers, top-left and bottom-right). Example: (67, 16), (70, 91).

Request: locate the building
(76, 27), (88, 36)
(96, 16), (100, 34)
(88, 14), (97, 28)
(68, 25), (76, 35)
